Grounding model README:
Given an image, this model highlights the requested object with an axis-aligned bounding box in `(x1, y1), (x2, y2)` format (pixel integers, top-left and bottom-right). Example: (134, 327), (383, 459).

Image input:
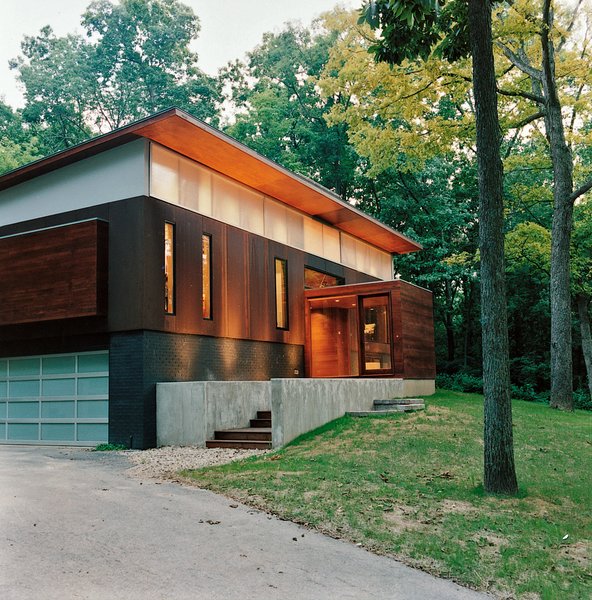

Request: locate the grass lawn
(184, 390), (591, 599)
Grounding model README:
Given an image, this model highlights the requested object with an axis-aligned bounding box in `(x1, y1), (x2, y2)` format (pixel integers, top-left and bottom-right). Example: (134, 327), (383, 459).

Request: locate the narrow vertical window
(164, 222), (175, 314)
(202, 233), (212, 319)
(274, 258), (288, 330)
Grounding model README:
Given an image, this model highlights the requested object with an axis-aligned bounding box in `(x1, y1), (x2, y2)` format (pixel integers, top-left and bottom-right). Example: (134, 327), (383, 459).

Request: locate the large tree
(359, 0), (518, 494)
(341, 1), (592, 411)
(220, 22), (360, 200)
(0, 101), (41, 174)
(494, 0), (592, 409)
(10, 0), (219, 154)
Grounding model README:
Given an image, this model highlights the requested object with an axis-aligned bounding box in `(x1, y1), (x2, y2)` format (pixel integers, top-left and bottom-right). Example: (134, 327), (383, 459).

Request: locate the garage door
(0, 351), (108, 445)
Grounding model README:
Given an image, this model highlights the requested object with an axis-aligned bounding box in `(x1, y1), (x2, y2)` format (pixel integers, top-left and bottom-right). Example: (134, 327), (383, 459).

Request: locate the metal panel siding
(0, 140), (148, 227)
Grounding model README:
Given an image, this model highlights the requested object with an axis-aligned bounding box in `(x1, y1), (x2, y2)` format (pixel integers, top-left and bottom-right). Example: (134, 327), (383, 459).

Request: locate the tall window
(164, 222), (175, 314)
(202, 233), (212, 319)
(274, 258), (288, 329)
(361, 295), (392, 373)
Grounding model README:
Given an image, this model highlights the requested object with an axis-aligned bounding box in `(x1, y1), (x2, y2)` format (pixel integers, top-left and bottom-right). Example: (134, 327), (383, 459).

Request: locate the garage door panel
(42, 356), (76, 374)
(78, 353), (109, 373)
(8, 423), (39, 440)
(77, 423), (108, 442)
(42, 378), (76, 397)
(10, 380), (40, 397)
(9, 358), (40, 376)
(41, 423), (76, 441)
(41, 401), (75, 419)
(78, 400), (108, 418)
(0, 351), (108, 445)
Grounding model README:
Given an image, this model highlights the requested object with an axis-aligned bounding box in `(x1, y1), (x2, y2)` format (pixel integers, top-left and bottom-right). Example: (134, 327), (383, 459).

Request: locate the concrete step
(205, 439), (272, 450)
(214, 427), (272, 441)
(347, 400), (426, 418)
(373, 403), (425, 412)
(373, 398), (424, 407)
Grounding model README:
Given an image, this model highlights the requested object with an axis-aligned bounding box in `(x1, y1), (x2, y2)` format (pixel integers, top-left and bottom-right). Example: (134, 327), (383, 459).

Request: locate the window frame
(358, 293), (394, 376)
(274, 257), (289, 330)
(164, 221), (175, 315)
(201, 233), (213, 320)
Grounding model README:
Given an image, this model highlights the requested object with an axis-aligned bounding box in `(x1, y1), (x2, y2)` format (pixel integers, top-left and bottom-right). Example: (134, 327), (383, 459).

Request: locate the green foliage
(188, 391), (592, 597)
(221, 22), (360, 200)
(10, 0), (219, 154)
(359, 0), (470, 64)
(93, 442), (127, 451)
(0, 101), (41, 174)
(573, 388), (592, 411)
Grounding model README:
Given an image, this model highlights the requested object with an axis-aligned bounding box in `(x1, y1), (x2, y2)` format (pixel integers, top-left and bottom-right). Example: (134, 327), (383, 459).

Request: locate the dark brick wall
(109, 330), (303, 449)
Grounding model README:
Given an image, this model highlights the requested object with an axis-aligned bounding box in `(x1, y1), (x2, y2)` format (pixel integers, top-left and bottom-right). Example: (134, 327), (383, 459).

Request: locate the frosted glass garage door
(0, 351), (108, 445)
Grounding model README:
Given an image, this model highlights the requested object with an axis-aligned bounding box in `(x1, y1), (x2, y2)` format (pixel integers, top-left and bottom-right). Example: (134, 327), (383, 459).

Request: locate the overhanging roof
(0, 108), (421, 254)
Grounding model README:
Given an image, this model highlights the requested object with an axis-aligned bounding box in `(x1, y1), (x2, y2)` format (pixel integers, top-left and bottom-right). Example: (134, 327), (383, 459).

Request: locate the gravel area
(123, 446), (270, 479)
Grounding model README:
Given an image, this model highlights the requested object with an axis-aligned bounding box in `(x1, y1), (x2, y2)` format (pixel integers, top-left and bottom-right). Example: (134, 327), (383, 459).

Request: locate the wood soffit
(0, 108), (421, 255)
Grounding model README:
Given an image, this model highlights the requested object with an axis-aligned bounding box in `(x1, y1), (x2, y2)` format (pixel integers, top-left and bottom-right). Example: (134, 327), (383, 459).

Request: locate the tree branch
(508, 110), (545, 130)
(571, 179), (592, 202)
(497, 42), (542, 81)
(497, 86), (544, 104)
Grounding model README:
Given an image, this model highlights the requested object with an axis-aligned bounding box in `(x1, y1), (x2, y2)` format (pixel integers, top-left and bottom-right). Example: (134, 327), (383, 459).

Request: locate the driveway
(0, 446), (488, 599)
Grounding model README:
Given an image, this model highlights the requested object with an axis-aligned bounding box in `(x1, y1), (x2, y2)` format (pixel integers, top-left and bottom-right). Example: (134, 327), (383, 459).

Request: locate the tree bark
(444, 280), (456, 362)
(468, 0), (518, 494)
(542, 0), (575, 410)
(576, 293), (592, 400)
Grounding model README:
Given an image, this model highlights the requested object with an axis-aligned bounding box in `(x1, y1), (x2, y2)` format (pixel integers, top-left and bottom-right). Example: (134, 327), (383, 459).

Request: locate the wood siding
(0, 197), (381, 350)
(0, 220), (108, 326)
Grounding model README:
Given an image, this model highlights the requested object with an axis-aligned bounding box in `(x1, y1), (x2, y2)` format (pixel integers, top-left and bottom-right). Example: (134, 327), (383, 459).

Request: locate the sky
(1, 0), (359, 108)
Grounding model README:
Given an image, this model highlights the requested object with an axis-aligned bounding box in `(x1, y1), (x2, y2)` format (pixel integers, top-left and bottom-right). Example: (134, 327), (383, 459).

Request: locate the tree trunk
(576, 293), (592, 400)
(542, 0), (575, 410)
(468, 0), (518, 494)
(444, 280), (456, 362)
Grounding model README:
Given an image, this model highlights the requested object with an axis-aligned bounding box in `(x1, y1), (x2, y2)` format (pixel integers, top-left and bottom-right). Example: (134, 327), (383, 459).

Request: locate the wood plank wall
(394, 281), (436, 379)
(0, 220), (108, 326)
(136, 198), (372, 347)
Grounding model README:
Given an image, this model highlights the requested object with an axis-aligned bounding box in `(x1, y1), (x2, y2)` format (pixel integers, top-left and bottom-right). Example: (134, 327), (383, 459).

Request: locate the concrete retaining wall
(156, 381), (270, 447)
(156, 378), (434, 448)
(271, 379), (434, 447)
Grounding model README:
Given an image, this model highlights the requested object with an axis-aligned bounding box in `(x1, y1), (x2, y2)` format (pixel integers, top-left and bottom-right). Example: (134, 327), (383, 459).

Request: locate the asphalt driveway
(0, 446), (488, 599)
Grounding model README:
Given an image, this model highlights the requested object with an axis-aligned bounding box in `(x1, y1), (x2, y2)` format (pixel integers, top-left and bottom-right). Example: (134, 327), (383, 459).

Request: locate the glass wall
(150, 143), (393, 280)
(308, 295), (360, 377)
(361, 295), (392, 373)
(307, 291), (395, 378)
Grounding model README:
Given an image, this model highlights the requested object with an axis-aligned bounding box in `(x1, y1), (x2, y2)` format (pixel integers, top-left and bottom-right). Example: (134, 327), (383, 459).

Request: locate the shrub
(573, 388), (592, 411)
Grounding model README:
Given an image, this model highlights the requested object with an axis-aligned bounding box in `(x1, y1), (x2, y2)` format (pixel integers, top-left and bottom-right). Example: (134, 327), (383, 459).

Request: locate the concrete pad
(0, 446), (489, 600)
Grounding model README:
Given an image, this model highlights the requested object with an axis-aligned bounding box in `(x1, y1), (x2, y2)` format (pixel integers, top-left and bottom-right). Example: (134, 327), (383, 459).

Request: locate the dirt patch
(383, 504), (427, 533)
(439, 499), (478, 516)
(473, 530), (506, 554)
(561, 541), (590, 568)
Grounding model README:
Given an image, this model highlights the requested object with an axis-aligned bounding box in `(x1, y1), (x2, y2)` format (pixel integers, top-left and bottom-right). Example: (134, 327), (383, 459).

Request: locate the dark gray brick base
(109, 331), (303, 449)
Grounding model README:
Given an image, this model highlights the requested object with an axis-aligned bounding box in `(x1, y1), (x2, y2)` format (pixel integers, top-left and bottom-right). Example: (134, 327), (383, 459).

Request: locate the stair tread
(217, 427), (271, 433)
(206, 440), (272, 449)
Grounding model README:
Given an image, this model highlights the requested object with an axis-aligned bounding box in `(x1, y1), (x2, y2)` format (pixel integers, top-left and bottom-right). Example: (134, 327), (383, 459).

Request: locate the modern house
(0, 108), (435, 449)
